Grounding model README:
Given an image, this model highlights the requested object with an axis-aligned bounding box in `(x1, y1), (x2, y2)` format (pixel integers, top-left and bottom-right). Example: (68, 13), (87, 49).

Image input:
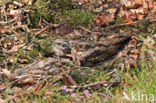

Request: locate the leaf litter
(0, 0), (156, 102)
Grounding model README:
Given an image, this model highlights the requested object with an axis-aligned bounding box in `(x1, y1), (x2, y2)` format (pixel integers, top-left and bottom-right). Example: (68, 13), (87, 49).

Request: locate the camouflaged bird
(53, 30), (137, 66)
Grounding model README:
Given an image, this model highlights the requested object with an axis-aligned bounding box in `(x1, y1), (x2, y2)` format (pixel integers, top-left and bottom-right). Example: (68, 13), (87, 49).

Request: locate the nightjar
(53, 39), (71, 57)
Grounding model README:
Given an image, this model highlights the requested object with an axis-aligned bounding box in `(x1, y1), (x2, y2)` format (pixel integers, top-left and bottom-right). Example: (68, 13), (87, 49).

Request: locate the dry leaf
(7, 44), (25, 53)
(125, 59), (130, 69)
(131, 8), (144, 15)
(128, 58), (137, 66)
(92, 32), (100, 41)
(128, 40), (136, 48)
(129, 54), (138, 59)
(151, 2), (156, 13)
(143, 36), (155, 46)
(22, 77), (35, 84)
(122, 0), (142, 9)
(137, 14), (145, 20)
(19, 0), (34, 6)
(82, 0), (89, 4)
(0, 85), (5, 91)
(123, 11), (137, 22)
(2, 69), (11, 79)
(106, 8), (117, 14)
(93, 6), (103, 13)
(129, 49), (140, 54)
(94, 12), (114, 25)
(0, 98), (5, 103)
(148, 0), (153, 9)
(13, 1), (22, 7)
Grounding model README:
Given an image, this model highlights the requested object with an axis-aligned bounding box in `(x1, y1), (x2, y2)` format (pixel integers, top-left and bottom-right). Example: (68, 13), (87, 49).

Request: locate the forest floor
(0, 0), (156, 102)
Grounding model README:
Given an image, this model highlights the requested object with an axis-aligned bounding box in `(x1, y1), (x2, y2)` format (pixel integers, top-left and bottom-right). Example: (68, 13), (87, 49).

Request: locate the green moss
(29, 0), (95, 27)
(115, 16), (123, 24)
(37, 36), (54, 56)
(29, 0), (73, 27)
(29, 7), (54, 27)
(26, 36), (54, 58)
(71, 67), (109, 84)
(26, 47), (40, 59)
(61, 9), (96, 26)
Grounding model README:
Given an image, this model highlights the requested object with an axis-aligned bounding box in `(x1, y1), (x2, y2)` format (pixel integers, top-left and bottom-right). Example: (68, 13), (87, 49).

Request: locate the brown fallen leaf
(121, 0), (142, 9)
(19, 0), (35, 6)
(125, 59), (130, 69)
(137, 14), (145, 20)
(148, 0), (153, 9)
(0, 85), (6, 91)
(2, 69), (11, 79)
(151, 2), (156, 13)
(119, 10), (137, 23)
(129, 54), (138, 59)
(22, 77), (35, 85)
(0, 98), (5, 103)
(94, 12), (115, 26)
(128, 40), (137, 48)
(129, 49), (140, 54)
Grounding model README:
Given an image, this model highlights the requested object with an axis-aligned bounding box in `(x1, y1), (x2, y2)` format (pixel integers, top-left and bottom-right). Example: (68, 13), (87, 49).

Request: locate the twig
(0, 8), (21, 24)
(81, 81), (119, 89)
(105, 16), (156, 30)
(61, 67), (78, 86)
(150, 19), (156, 22)
(78, 26), (94, 34)
(5, 91), (31, 102)
(35, 25), (49, 36)
(0, 77), (24, 93)
(1, 42), (33, 54)
(97, 92), (107, 98)
(11, 29), (19, 35)
(108, 48), (129, 69)
(69, 81), (119, 89)
(12, 25), (30, 32)
(29, 28), (41, 32)
(49, 82), (60, 89)
(106, 69), (117, 76)
(43, 19), (50, 25)
(0, 1), (29, 24)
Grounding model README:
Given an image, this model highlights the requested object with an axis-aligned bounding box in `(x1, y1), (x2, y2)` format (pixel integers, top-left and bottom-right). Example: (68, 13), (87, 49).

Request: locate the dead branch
(78, 26), (94, 34)
(69, 81), (119, 89)
(61, 67), (78, 86)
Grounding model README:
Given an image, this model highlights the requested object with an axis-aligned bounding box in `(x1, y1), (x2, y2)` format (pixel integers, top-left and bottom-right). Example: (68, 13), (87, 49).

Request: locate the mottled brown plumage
(71, 30), (137, 66)
(53, 39), (71, 57)
(53, 30), (137, 66)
